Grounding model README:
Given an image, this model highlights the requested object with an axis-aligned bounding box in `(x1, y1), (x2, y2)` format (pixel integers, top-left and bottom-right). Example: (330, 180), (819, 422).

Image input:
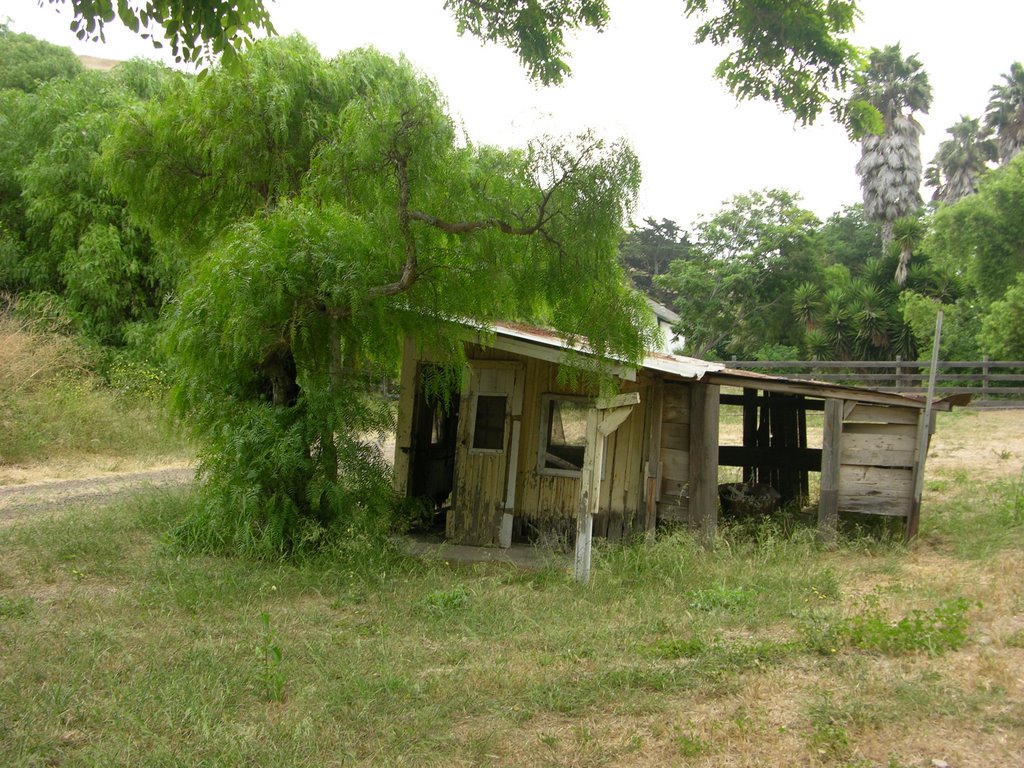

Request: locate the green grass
(2, 474), (1023, 767)
(0, 315), (188, 465)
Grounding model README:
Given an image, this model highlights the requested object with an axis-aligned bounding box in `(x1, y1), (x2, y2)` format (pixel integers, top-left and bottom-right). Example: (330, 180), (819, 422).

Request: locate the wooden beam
(717, 445), (823, 471)
(907, 310), (943, 540)
(574, 392), (641, 583)
(689, 382), (719, 543)
(721, 392), (826, 411)
(645, 380), (664, 542)
(818, 398), (843, 545)
(597, 391), (641, 409)
(574, 409), (601, 584)
(488, 334), (638, 381)
(393, 336), (419, 498)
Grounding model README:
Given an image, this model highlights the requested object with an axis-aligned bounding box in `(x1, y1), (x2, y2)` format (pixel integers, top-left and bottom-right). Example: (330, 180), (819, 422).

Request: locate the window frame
(469, 392), (508, 454)
(536, 393), (594, 478)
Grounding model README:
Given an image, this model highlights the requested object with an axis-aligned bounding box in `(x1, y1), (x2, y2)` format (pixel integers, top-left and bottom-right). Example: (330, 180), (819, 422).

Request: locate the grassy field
(0, 314), (190, 483)
(2, 411), (1023, 767)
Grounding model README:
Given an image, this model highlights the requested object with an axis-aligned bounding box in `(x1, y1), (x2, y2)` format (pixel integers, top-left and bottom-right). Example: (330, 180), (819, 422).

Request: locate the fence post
(895, 355), (903, 390)
(982, 355), (990, 402)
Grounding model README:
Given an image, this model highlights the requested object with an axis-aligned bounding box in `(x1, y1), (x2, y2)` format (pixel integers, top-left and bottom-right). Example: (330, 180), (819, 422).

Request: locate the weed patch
(804, 594), (974, 656)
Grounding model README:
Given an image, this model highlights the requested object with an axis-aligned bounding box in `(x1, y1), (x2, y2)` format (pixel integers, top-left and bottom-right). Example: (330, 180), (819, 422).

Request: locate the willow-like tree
(851, 44), (932, 275)
(103, 36), (656, 555)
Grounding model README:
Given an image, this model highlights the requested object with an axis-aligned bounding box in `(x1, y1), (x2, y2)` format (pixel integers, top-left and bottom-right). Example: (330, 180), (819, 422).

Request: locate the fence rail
(724, 358), (1024, 406)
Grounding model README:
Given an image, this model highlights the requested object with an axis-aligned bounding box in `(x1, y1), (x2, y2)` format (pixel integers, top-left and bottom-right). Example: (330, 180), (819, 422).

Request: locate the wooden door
(447, 361), (524, 546)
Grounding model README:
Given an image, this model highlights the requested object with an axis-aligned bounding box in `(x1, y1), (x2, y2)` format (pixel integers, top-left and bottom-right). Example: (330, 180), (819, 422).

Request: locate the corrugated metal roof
(482, 321), (722, 380)
(476, 321), (959, 410)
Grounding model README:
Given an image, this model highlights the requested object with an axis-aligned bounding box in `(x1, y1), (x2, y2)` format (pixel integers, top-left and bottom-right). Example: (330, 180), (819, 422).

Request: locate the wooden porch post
(644, 379), (664, 544)
(574, 392), (641, 584)
(817, 397), (844, 544)
(689, 382), (720, 544)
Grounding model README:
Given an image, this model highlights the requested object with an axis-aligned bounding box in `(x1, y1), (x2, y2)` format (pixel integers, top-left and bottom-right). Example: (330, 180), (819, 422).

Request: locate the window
(472, 394), (507, 451)
(538, 395), (591, 476)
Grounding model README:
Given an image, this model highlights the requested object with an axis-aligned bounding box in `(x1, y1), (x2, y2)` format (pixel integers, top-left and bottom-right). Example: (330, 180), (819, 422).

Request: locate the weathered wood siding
(836, 403), (919, 517)
(448, 353), (522, 545)
(392, 336), (419, 498)
(655, 381), (692, 524)
(513, 356), (650, 539)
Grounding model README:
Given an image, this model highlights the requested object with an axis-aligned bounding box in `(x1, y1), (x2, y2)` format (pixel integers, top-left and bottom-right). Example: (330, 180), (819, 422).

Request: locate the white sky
(6, 0), (1023, 230)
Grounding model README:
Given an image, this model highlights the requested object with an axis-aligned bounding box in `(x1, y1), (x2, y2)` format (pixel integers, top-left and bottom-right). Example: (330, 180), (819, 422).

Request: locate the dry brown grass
(0, 313), (89, 396)
(2, 371), (1024, 766)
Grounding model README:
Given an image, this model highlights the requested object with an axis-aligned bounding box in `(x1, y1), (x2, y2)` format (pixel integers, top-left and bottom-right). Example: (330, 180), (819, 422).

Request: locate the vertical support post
(392, 336), (420, 498)
(574, 392), (640, 583)
(818, 398), (843, 544)
(574, 409), (601, 584)
(644, 380), (664, 543)
(907, 310), (944, 540)
(742, 387), (758, 484)
(689, 382), (720, 544)
(895, 354), (903, 390)
(982, 354), (990, 403)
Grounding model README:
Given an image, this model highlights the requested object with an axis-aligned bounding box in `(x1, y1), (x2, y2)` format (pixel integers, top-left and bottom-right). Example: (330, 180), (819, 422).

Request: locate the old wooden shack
(393, 322), (961, 548)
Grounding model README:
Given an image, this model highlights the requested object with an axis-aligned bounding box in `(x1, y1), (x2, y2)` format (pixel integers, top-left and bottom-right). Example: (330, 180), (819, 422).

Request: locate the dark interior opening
(407, 365), (460, 533)
(718, 389), (823, 516)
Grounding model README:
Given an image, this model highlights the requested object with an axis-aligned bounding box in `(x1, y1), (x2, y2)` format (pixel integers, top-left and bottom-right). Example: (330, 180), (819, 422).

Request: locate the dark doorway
(407, 365), (460, 532)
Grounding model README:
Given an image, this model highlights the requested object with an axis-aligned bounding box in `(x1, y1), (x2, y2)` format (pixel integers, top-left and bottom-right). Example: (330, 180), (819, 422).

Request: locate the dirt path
(0, 465), (193, 527)
(2, 411), (1021, 529)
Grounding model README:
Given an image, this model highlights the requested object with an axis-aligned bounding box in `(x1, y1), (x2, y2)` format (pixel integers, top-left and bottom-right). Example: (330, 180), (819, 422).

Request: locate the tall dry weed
(0, 311), (89, 398)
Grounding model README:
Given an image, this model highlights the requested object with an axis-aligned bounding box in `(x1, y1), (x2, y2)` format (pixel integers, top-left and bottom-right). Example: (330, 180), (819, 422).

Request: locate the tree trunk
(260, 343), (299, 407)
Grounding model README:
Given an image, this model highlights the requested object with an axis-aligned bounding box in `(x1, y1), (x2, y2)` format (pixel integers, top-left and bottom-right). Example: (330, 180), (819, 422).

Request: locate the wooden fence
(725, 358), (1024, 407)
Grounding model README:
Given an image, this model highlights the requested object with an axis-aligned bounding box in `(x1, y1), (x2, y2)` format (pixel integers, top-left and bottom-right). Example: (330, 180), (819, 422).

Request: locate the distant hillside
(78, 54), (120, 71)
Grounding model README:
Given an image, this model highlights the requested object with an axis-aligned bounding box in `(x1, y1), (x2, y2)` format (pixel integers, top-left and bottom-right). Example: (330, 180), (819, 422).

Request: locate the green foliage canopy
(44, 0), (274, 67)
(104, 36), (656, 555)
(978, 273), (1024, 359)
(927, 152), (1024, 303)
(657, 188), (824, 359)
(0, 56), (173, 342)
(48, 0), (867, 130)
(0, 22), (82, 91)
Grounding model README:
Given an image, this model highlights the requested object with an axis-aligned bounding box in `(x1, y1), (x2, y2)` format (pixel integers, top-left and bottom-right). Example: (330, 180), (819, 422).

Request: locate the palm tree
(851, 45), (932, 260)
(926, 116), (997, 203)
(890, 215), (925, 287)
(984, 62), (1024, 164)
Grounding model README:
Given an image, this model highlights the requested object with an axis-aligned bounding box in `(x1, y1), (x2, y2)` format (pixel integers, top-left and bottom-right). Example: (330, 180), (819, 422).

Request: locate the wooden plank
(838, 465), (913, 517)
(661, 422), (690, 451)
(597, 391), (641, 410)
(720, 392), (825, 410)
(661, 475), (688, 499)
(392, 336), (419, 497)
(718, 445), (822, 471)
(657, 501), (689, 523)
(840, 430), (915, 468)
(708, 373), (931, 410)
(662, 383), (691, 423)
(647, 379), (664, 479)
(818, 398), (843, 544)
(843, 422), (917, 438)
(660, 447), (689, 481)
(574, 409), (601, 583)
(647, 380), (663, 540)
(908, 312), (943, 539)
(688, 382), (719, 542)
(487, 333), (637, 381)
(844, 404), (919, 425)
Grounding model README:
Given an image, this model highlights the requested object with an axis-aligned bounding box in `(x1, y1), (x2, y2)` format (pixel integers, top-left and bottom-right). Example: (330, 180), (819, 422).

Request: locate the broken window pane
(472, 394), (506, 451)
(542, 398), (588, 472)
